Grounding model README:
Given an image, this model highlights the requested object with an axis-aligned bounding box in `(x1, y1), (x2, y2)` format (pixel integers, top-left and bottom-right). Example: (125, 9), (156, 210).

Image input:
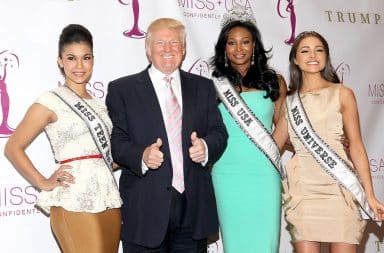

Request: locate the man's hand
(189, 131), (206, 163)
(143, 138), (164, 169)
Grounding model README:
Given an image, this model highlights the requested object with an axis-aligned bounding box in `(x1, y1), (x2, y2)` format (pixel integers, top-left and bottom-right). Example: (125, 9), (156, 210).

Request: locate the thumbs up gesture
(143, 138), (164, 169)
(189, 131), (206, 163)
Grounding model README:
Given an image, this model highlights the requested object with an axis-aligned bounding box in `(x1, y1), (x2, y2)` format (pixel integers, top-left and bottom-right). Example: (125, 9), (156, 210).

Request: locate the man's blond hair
(145, 18), (186, 50)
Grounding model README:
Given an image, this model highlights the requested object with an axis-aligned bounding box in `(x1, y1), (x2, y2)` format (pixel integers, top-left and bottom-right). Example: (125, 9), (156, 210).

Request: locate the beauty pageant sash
(212, 77), (284, 178)
(286, 91), (377, 221)
(51, 87), (113, 171)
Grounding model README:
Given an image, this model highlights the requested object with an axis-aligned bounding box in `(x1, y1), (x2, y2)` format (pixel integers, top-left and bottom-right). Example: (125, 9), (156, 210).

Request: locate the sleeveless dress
(283, 84), (366, 244)
(212, 91), (281, 253)
(34, 87), (122, 214)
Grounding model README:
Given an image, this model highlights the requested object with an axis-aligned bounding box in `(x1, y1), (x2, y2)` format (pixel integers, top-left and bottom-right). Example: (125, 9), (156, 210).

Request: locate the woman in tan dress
(273, 31), (384, 253)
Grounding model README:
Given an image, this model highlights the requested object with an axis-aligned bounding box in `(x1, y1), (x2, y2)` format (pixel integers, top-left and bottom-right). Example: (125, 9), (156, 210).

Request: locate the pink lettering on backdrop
(119, 0), (145, 39)
(0, 50), (19, 138)
(57, 80), (106, 99)
(277, 0), (296, 45)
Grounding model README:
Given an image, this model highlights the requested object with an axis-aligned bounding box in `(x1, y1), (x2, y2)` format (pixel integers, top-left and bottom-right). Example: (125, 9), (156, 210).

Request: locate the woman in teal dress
(210, 17), (286, 252)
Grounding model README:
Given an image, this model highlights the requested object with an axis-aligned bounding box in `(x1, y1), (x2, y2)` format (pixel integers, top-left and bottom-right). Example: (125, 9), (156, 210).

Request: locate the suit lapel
(180, 70), (196, 159)
(135, 69), (171, 159)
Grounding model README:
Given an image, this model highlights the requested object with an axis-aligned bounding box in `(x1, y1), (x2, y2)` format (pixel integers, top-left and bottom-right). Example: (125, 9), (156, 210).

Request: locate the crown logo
(221, 3), (257, 27)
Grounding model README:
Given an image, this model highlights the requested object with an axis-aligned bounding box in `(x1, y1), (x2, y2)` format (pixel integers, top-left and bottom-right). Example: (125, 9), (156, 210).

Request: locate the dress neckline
(299, 85), (336, 96)
(62, 85), (94, 101)
(240, 89), (265, 95)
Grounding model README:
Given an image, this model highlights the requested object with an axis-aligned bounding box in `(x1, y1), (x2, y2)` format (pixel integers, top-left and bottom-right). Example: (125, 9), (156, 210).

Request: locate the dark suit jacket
(106, 67), (228, 248)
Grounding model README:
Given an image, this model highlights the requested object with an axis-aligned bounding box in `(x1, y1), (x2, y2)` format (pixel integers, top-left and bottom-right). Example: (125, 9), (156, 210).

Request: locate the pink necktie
(164, 76), (184, 193)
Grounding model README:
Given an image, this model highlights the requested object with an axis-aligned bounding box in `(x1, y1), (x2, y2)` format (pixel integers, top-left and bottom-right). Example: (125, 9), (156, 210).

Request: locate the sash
(51, 87), (113, 171)
(286, 91), (377, 221)
(212, 77), (285, 178)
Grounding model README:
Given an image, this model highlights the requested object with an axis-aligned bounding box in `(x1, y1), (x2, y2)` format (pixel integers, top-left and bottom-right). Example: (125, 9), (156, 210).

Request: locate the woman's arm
(4, 103), (73, 191)
(272, 101), (289, 154)
(340, 85), (384, 220)
(273, 75), (287, 126)
(273, 75), (293, 153)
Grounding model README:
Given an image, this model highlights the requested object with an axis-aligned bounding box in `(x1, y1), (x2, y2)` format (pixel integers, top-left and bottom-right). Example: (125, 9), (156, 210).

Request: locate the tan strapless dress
(283, 84), (366, 244)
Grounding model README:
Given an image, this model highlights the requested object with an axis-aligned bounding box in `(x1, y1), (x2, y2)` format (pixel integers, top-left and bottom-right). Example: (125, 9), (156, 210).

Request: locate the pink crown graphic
(0, 50), (19, 137)
(277, 0), (296, 45)
(119, 0), (146, 39)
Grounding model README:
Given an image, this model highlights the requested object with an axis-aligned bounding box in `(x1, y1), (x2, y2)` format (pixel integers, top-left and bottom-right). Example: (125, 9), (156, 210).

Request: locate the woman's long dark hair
(210, 20), (280, 101)
(288, 31), (340, 94)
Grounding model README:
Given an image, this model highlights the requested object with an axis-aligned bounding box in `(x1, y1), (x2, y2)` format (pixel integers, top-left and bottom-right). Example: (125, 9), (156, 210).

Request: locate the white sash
(51, 87), (113, 171)
(286, 91), (376, 221)
(212, 77), (284, 178)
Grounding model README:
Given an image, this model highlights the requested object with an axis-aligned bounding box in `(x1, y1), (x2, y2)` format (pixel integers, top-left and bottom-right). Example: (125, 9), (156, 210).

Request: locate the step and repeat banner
(0, 0), (383, 252)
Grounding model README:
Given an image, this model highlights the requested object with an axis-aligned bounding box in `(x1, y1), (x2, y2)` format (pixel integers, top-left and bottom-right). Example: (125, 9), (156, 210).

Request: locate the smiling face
(225, 26), (254, 72)
(294, 36), (326, 75)
(146, 27), (185, 75)
(57, 41), (93, 87)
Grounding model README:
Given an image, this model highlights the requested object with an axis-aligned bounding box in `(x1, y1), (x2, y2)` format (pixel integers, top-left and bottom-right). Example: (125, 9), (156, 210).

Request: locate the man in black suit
(106, 18), (228, 253)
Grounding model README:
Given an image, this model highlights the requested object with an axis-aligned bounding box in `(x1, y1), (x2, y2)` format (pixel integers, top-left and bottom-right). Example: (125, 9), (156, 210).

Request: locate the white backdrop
(0, 0), (383, 252)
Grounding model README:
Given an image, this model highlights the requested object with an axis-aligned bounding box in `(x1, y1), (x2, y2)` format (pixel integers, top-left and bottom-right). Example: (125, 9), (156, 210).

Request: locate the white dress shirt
(148, 66), (183, 123)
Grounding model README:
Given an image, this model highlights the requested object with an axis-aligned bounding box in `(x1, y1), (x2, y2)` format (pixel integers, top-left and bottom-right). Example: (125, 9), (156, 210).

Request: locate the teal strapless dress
(212, 91), (281, 253)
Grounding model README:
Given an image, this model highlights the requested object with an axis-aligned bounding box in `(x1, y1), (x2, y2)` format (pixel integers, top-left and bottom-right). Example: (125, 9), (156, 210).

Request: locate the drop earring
(224, 53), (228, 68)
(251, 48), (255, 66)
